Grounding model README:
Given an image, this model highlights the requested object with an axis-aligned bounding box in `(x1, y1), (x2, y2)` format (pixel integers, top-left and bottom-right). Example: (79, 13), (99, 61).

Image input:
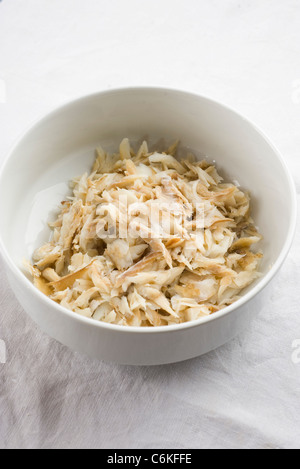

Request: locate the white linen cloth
(0, 0), (300, 449)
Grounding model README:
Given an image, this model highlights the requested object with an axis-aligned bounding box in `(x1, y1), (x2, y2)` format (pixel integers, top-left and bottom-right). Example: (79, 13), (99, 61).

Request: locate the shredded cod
(25, 139), (263, 327)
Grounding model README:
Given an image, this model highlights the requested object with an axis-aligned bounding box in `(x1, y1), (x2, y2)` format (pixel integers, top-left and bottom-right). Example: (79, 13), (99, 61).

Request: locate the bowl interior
(0, 88), (295, 298)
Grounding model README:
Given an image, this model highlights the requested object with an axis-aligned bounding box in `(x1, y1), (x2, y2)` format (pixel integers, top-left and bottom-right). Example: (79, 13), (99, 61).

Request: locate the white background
(0, 0), (300, 450)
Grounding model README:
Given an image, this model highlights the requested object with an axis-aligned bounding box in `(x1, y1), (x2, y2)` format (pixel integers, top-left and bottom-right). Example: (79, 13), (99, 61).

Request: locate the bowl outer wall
(6, 264), (259, 365)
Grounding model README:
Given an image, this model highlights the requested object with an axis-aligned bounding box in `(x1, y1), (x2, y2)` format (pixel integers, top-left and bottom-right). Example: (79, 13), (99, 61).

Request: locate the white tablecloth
(0, 0), (300, 449)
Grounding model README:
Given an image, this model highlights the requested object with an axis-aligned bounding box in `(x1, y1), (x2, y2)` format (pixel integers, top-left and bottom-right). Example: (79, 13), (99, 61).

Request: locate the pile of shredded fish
(25, 138), (263, 327)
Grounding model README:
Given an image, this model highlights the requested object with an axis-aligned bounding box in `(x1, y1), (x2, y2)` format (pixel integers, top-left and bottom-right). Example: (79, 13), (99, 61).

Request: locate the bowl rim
(0, 86), (297, 334)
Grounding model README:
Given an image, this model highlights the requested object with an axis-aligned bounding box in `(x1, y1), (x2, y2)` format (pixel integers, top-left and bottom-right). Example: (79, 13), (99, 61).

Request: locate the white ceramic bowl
(0, 88), (296, 365)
